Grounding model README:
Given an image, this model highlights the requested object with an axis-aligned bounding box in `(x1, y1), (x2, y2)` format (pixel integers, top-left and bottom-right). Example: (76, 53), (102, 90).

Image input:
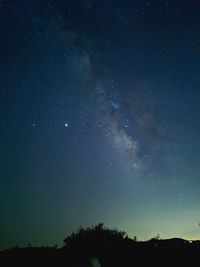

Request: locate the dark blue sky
(1, 0), (200, 249)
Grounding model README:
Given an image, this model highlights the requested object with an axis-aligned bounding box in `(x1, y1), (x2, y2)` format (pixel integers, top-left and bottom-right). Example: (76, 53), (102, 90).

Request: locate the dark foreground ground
(1, 238), (200, 266)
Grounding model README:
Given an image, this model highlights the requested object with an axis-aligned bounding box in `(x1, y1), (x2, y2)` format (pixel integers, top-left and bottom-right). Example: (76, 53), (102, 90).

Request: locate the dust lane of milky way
(1, 0), (200, 250)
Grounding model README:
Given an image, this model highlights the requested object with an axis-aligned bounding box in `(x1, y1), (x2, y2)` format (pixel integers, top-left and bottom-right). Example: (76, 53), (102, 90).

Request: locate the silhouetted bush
(63, 223), (128, 248)
(62, 223), (130, 265)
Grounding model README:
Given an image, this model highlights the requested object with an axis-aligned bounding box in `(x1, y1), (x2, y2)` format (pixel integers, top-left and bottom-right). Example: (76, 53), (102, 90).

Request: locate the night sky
(1, 0), (200, 250)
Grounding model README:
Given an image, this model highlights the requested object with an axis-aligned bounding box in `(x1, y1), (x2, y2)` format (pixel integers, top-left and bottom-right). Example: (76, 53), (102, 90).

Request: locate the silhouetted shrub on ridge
(63, 223), (130, 265)
(63, 223), (128, 248)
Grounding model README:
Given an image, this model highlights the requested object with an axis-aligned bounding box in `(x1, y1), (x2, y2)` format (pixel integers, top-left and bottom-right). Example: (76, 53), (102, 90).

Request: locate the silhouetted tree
(150, 234), (160, 240)
(63, 223), (129, 265)
(63, 223), (128, 248)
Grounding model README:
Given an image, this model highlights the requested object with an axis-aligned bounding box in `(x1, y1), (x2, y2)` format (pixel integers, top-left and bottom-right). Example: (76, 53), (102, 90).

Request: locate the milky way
(1, 0), (200, 249)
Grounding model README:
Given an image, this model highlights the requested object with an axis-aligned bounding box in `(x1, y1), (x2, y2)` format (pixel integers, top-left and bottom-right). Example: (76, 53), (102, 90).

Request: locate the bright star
(65, 123), (69, 127)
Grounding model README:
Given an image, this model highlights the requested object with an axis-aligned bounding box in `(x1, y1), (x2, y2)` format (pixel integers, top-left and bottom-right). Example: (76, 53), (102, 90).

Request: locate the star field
(1, 0), (200, 249)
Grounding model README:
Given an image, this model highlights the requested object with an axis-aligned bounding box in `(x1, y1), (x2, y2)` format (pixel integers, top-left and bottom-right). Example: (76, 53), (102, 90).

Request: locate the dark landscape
(1, 224), (200, 266)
